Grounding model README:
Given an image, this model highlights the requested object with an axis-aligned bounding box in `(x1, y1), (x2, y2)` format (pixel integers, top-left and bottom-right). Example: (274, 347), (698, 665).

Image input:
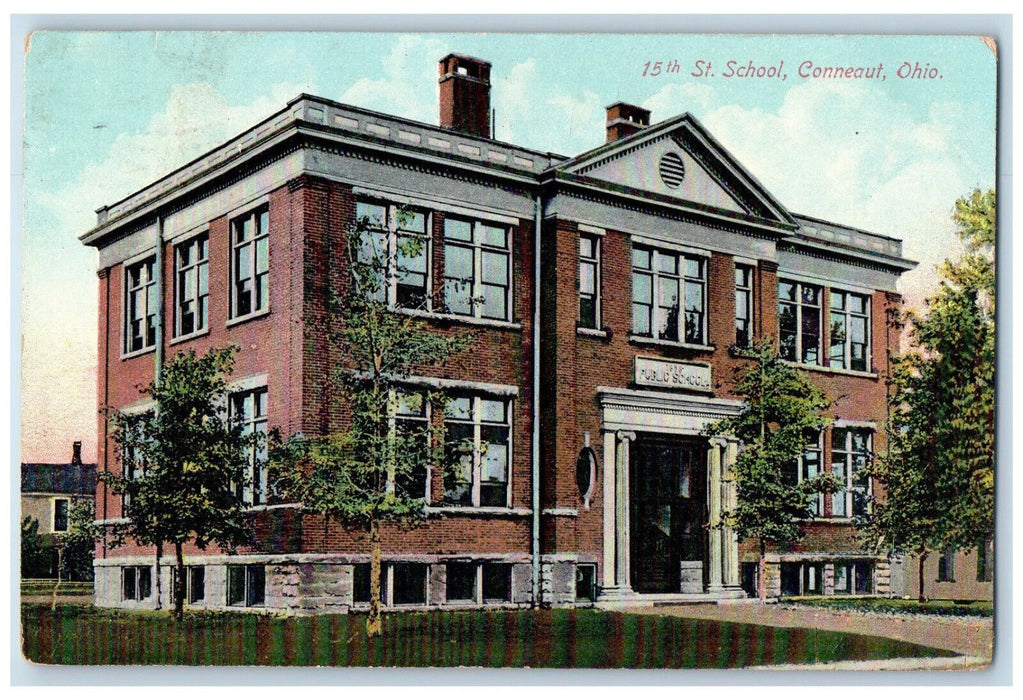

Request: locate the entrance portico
(597, 386), (746, 604)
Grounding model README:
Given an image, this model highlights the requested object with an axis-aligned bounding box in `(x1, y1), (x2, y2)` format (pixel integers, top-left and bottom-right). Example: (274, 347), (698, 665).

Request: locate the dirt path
(626, 602), (993, 669)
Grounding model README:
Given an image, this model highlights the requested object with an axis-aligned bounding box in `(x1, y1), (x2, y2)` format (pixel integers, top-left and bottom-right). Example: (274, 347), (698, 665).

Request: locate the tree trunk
(174, 541), (185, 621)
(758, 538), (767, 600)
(154, 542), (163, 611)
(367, 519), (382, 638)
(917, 549), (928, 603)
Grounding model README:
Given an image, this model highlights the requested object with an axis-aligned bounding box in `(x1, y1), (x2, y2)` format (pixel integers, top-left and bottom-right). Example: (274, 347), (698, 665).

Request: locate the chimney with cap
(605, 102), (651, 142)
(438, 54), (492, 138)
(72, 441), (83, 465)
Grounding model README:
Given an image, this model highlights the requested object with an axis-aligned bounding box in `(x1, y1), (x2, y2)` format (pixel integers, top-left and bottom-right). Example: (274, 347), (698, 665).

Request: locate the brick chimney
(71, 441), (83, 465)
(606, 102), (651, 142)
(438, 54), (492, 138)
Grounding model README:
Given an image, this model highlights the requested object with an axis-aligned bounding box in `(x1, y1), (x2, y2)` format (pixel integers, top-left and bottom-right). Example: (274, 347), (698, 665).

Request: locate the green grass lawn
(21, 603), (956, 668)
(786, 597), (994, 618)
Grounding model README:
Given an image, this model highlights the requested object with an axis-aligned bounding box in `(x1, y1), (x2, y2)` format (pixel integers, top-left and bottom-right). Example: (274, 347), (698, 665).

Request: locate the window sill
(120, 346), (156, 361)
(781, 361), (878, 379)
(226, 309), (271, 328)
(628, 336), (715, 353)
(425, 506), (532, 517)
(577, 326), (610, 339)
(395, 307), (522, 331)
(169, 327), (211, 346)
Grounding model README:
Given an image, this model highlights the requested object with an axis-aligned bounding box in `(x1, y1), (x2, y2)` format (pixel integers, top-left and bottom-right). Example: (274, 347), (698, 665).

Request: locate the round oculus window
(659, 151), (686, 188)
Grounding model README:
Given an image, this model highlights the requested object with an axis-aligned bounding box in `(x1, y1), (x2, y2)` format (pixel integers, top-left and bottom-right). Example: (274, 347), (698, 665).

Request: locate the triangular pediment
(558, 114), (795, 227)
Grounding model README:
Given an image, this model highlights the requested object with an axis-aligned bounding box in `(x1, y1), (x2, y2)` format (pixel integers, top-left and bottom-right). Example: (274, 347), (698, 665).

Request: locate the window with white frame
(828, 291), (871, 372)
(122, 565), (152, 601)
(175, 233), (209, 337)
(124, 257), (157, 354)
(391, 389), (430, 500)
(231, 207), (269, 318)
(833, 561), (873, 595)
(187, 565), (205, 604)
(53, 498), (69, 532)
(444, 561), (512, 604)
(579, 234), (601, 329)
(735, 264), (754, 347)
(443, 395), (511, 507)
(442, 217), (511, 321)
(120, 417), (150, 515)
(786, 433), (823, 516)
(389, 563), (428, 606)
(230, 387), (268, 506)
(631, 245), (706, 344)
(779, 280), (821, 365)
(831, 428), (872, 518)
(354, 201), (430, 308)
(227, 564), (265, 607)
(780, 562), (823, 596)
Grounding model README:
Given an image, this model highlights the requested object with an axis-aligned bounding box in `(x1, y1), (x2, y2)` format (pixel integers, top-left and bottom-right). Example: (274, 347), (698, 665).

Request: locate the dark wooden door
(629, 437), (707, 593)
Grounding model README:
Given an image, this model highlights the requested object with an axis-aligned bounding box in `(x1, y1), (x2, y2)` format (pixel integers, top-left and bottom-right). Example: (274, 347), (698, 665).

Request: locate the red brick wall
(96, 175), (536, 561)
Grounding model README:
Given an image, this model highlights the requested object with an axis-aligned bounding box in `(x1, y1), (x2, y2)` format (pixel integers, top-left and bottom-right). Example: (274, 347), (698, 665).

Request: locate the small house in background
(21, 441), (96, 579)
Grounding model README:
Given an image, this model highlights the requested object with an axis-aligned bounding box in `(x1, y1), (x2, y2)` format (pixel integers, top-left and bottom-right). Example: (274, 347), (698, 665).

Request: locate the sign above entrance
(634, 357), (712, 392)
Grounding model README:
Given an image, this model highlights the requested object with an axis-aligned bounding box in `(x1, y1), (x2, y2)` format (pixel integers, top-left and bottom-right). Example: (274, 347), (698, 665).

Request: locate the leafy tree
(272, 207), (474, 636)
(706, 341), (837, 599)
(21, 517), (49, 578)
(101, 347), (256, 619)
(863, 188), (995, 600)
(57, 497), (98, 582)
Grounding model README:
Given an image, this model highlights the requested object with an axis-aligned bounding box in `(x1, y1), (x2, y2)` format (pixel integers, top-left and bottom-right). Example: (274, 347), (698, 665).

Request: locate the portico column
(614, 431), (636, 589)
(707, 437), (726, 592)
(602, 429), (616, 588)
(723, 439), (742, 589)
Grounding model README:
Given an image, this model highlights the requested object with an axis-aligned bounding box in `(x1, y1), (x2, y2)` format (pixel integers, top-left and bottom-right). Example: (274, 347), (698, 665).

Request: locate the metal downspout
(532, 193), (542, 607)
(154, 215), (165, 385)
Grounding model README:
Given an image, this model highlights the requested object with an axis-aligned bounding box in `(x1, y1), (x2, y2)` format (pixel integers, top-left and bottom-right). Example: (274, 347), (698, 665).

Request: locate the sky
(18, 31), (997, 464)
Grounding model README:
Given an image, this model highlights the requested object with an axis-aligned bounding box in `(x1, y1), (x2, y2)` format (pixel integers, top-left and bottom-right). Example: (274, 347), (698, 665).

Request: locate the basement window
(121, 565), (152, 601)
(227, 564), (265, 607)
(187, 566), (205, 604)
(482, 563), (512, 603)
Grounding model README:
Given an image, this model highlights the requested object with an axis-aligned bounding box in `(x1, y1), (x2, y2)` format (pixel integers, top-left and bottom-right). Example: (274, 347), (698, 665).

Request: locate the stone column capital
(615, 430), (637, 444)
(709, 436), (728, 449)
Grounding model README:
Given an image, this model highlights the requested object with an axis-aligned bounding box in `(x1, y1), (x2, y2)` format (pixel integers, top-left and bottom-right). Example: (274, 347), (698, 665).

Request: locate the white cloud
(22, 81), (308, 462)
(339, 35), (451, 124)
(643, 82), (716, 119)
(698, 79), (988, 312)
(493, 58), (538, 144)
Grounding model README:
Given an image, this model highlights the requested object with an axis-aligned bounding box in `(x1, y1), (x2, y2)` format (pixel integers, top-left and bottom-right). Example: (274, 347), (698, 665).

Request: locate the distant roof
(21, 463), (97, 495)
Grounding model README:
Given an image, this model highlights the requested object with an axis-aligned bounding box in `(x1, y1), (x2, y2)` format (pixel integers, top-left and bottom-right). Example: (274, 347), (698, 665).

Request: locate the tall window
(443, 217), (511, 321)
(831, 428), (872, 518)
(443, 396), (511, 507)
(829, 291), (870, 371)
(735, 264), (754, 347)
(392, 390), (429, 500)
(231, 387), (268, 506)
(977, 536), (993, 582)
(779, 280), (821, 364)
(231, 208), (269, 318)
(53, 498), (69, 532)
(354, 201), (430, 308)
(631, 245), (706, 344)
(175, 233), (209, 337)
(124, 258), (157, 354)
(937, 548), (955, 582)
(579, 234), (601, 329)
(787, 433), (823, 516)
